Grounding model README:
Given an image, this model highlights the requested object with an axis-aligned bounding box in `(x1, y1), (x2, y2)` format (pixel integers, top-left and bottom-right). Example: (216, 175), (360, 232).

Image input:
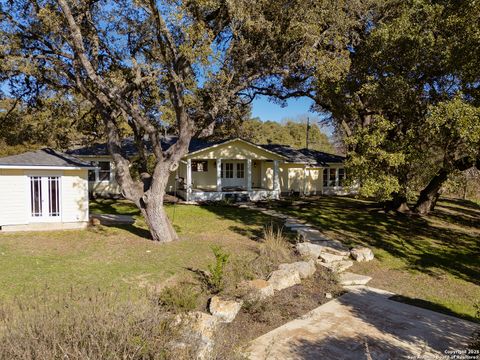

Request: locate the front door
(221, 161), (245, 188)
(29, 176), (61, 221)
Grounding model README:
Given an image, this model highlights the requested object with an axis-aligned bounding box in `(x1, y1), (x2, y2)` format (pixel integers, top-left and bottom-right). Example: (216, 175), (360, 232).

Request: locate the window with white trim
(236, 163), (244, 178)
(98, 161), (111, 182)
(29, 176), (61, 218)
(338, 168), (346, 186)
(329, 168), (336, 187)
(192, 160), (208, 172)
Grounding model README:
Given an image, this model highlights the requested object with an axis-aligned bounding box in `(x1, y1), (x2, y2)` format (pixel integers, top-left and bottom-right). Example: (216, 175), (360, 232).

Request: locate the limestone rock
(208, 296), (243, 323)
(239, 279), (274, 302)
(278, 260), (316, 279)
(316, 240), (350, 257)
(174, 311), (219, 359)
(267, 269), (301, 291)
(90, 217), (101, 226)
(317, 260), (354, 273)
(318, 252), (345, 263)
(296, 242), (323, 259)
(296, 228), (328, 242)
(339, 272), (372, 286)
(325, 292), (333, 299)
(350, 247), (374, 262)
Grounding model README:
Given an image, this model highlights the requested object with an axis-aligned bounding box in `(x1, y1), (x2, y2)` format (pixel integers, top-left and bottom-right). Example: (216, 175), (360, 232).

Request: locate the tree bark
(140, 193), (178, 242)
(414, 169), (449, 215)
(414, 155), (477, 215)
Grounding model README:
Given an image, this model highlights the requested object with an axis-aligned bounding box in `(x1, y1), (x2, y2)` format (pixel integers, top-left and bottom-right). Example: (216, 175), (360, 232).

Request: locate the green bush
(206, 246), (230, 294)
(158, 283), (200, 313)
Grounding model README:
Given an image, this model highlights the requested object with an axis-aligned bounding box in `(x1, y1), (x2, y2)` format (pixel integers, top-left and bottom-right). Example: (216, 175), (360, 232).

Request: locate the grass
(0, 201), (280, 302)
(266, 196), (480, 322)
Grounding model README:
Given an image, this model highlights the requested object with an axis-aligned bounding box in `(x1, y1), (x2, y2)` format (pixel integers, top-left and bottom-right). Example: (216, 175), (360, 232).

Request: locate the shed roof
(0, 148), (92, 168)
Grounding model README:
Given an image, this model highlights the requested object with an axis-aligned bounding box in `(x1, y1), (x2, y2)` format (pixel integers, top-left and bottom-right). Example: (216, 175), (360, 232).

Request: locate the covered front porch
(178, 158), (281, 202)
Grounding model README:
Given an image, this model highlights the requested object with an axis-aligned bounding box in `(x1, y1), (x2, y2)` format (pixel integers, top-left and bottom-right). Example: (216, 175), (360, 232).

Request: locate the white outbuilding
(0, 148), (93, 232)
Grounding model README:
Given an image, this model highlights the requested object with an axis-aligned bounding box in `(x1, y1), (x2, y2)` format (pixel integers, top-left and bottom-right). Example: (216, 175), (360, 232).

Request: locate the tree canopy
(0, 0), (373, 241)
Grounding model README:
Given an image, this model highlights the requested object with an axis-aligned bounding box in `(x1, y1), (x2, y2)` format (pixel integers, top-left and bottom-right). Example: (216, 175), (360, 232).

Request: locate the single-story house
(0, 149), (92, 232)
(69, 137), (349, 202)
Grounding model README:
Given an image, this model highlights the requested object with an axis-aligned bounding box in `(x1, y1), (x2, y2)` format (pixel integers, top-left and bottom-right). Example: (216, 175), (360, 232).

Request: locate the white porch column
(273, 160), (280, 194)
(216, 158), (222, 192)
(186, 158), (192, 201)
(246, 159), (252, 191)
(303, 165), (307, 196)
(335, 167), (339, 187)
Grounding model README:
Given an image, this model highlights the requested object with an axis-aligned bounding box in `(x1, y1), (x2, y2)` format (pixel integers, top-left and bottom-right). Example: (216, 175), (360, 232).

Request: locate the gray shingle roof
(68, 136), (223, 157)
(68, 137), (345, 166)
(0, 148), (92, 168)
(260, 144), (345, 166)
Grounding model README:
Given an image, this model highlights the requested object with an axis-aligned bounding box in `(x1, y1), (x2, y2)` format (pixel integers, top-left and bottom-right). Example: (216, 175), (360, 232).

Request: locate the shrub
(0, 288), (195, 360)
(158, 283), (200, 313)
(259, 224), (292, 267)
(192, 246), (231, 294)
(207, 245), (230, 294)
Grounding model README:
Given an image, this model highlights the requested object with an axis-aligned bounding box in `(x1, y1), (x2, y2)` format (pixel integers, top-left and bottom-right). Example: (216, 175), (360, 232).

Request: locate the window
(30, 177), (42, 217)
(329, 168), (336, 187)
(48, 177), (60, 217)
(224, 163), (234, 178)
(338, 168), (345, 186)
(323, 169), (328, 187)
(88, 169), (96, 182)
(192, 160), (208, 172)
(236, 163), (244, 178)
(30, 176), (60, 218)
(98, 161), (111, 182)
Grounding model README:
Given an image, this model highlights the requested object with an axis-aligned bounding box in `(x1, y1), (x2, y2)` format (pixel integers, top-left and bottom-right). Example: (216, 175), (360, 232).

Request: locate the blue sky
(251, 96), (314, 121)
(251, 95), (334, 136)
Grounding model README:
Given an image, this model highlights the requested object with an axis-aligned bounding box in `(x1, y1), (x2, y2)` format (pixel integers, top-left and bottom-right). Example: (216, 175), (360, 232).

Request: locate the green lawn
(0, 201), (277, 301)
(2, 197), (478, 322)
(268, 196), (480, 321)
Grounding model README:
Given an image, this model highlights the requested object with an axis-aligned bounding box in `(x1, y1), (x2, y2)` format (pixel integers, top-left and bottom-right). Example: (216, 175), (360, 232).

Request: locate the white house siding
(61, 170), (89, 223)
(0, 169), (89, 232)
(0, 169), (29, 226)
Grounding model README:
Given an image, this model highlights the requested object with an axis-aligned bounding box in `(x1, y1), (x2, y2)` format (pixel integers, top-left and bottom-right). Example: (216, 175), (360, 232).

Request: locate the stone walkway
(239, 203), (371, 286)
(247, 286), (478, 360)
(90, 213), (135, 225)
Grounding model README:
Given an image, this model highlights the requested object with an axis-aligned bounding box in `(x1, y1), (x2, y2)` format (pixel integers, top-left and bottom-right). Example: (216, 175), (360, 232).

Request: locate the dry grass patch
(0, 288), (197, 360)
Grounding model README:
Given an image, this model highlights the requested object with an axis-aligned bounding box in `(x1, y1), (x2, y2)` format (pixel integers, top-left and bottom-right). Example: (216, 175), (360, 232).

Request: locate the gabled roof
(260, 145), (345, 166)
(259, 144), (316, 164)
(298, 148), (345, 166)
(67, 136), (222, 157)
(0, 148), (93, 169)
(68, 137), (345, 166)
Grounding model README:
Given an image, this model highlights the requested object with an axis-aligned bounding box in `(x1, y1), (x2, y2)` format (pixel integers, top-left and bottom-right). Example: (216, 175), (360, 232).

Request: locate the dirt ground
(212, 266), (344, 358)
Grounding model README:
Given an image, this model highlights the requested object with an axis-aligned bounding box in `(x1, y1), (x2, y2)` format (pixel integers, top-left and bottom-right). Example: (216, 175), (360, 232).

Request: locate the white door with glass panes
(221, 161), (246, 188)
(29, 176), (61, 221)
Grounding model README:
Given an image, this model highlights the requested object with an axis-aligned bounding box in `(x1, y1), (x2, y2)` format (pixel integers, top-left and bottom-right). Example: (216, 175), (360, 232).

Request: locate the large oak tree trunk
(414, 169), (448, 215)
(414, 155), (478, 215)
(141, 198), (178, 242)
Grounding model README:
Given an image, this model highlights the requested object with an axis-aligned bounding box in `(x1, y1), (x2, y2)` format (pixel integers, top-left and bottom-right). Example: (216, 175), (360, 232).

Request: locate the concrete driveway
(247, 287), (478, 360)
